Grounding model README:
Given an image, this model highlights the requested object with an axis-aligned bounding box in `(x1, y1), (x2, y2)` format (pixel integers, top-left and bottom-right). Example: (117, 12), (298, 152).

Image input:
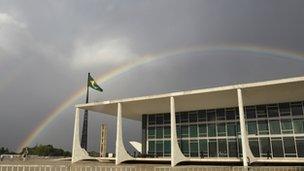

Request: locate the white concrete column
(237, 89), (256, 166)
(72, 108), (90, 163)
(115, 102), (133, 165)
(170, 96), (187, 167)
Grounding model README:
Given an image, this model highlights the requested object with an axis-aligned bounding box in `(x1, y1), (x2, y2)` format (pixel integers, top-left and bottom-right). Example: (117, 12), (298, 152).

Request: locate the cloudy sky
(0, 0), (304, 153)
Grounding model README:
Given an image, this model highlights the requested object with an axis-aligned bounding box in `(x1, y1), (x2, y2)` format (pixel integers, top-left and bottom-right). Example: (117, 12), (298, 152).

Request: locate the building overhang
(76, 76), (304, 120)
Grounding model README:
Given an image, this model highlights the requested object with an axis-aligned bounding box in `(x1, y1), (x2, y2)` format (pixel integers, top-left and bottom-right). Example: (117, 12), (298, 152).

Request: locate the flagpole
(81, 73), (90, 150)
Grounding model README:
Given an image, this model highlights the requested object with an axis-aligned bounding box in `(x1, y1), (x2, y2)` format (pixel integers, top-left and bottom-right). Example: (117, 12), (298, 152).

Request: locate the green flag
(88, 74), (103, 92)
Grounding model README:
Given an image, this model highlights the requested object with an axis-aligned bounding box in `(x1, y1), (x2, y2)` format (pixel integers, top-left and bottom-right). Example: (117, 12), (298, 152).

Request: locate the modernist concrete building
(72, 76), (304, 166)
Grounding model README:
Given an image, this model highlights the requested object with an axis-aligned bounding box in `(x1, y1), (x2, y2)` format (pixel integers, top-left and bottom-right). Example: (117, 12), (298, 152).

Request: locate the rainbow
(17, 45), (304, 152)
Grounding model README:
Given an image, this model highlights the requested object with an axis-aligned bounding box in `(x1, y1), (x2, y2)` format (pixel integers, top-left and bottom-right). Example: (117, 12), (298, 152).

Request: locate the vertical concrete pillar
(115, 102), (133, 165)
(72, 108), (90, 163)
(170, 96), (187, 167)
(237, 89), (255, 166)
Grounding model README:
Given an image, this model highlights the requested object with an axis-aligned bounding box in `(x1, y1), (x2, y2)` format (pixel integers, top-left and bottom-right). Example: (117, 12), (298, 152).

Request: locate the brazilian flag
(88, 74), (103, 92)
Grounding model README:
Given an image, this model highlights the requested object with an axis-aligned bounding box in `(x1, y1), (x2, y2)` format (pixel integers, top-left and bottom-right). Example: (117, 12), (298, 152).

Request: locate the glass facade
(143, 101), (304, 158)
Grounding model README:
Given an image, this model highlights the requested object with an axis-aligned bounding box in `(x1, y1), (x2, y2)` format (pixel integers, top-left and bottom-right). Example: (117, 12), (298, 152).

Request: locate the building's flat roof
(76, 75), (304, 120)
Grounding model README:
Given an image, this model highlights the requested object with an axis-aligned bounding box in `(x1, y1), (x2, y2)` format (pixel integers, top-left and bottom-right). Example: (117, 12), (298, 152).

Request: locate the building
(72, 76), (304, 166)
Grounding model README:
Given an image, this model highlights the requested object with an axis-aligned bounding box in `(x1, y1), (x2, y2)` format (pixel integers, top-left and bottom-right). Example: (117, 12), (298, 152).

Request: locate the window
(199, 139), (208, 157)
(190, 140), (199, 157)
(155, 141), (163, 156)
(283, 137), (297, 157)
(249, 138), (260, 157)
(269, 120), (281, 134)
(208, 139), (217, 157)
(176, 113), (181, 123)
(260, 137), (271, 157)
(164, 113), (170, 124)
(247, 121), (257, 135)
(228, 139), (238, 157)
(181, 140), (189, 156)
(279, 103), (291, 116)
(226, 108), (236, 120)
(267, 104), (279, 117)
(208, 124), (216, 137)
(189, 111), (197, 122)
(293, 118), (304, 133)
(164, 126), (170, 138)
(216, 109), (225, 120)
(257, 105), (267, 118)
(164, 141), (171, 156)
(218, 139), (228, 157)
(148, 127), (155, 138)
(189, 125), (198, 137)
(156, 127), (163, 139)
(291, 102), (303, 116)
(296, 137), (304, 157)
(148, 115), (156, 125)
(180, 112), (189, 123)
(281, 119), (293, 134)
(245, 106), (256, 119)
(271, 138), (284, 157)
(176, 125), (181, 138)
(238, 138), (242, 157)
(198, 110), (206, 121)
(148, 141), (155, 155)
(258, 120), (269, 135)
(181, 125), (189, 137)
(156, 114), (163, 125)
(199, 124), (207, 137)
(207, 110), (216, 121)
(217, 123), (226, 136)
(227, 123), (236, 136)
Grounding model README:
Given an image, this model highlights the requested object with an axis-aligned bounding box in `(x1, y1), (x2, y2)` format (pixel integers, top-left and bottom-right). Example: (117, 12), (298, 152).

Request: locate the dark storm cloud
(0, 0), (304, 153)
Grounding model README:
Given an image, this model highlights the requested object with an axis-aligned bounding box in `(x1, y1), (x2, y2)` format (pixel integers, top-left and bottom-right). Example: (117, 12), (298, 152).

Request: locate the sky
(0, 0), (304, 153)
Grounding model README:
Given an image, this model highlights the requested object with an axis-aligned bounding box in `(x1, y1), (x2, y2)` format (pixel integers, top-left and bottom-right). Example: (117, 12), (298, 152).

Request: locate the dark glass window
(247, 121), (257, 135)
(199, 139), (208, 157)
(164, 126), (170, 138)
(218, 139), (228, 157)
(189, 111), (197, 122)
(189, 125), (198, 137)
(245, 106), (256, 119)
(216, 109), (225, 120)
(199, 124), (207, 137)
(148, 115), (156, 125)
(176, 125), (181, 138)
(190, 140), (199, 157)
(226, 108), (235, 120)
(164, 140), (171, 155)
(249, 138), (260, 157)
(227, 123), (236, 136)
(176, 113), (181, 123)
(217, 123), (226, 136)
(283, 137), (297, 157)
(281, 119), (293, 134)
(291, 102), (303, 116)
(271, 138), (284, 157)
(269, 120), (281, 134)
(228, 139), (238, 157)
(148, 127), (156, 138)
(258, 120), (269, 135)
(180, 112), (189, 123)
(279, 103), (290, 116)
(181, 125), (189, 137)
(164, 113), (170, 124)
(156, 126), (163, 139)
(155, 141), (163, 156)
(238, 138), (242, 157)
(207, 110), (216, 121)
(293, 118), (304, 133)
(156, 114), (163, 125)
(208, 139), (217, 157)
(181, 140), (189, 156)
(260, 137), (271, 157)
(267, 104), (279, 117)
(208, 124), (216, 137)
(296, 137), (304, 157)
(198, 110), (207, 121)
(257, 105), (267, 118)
(235, 108), (239, 119)
(148, 141), (155, 155)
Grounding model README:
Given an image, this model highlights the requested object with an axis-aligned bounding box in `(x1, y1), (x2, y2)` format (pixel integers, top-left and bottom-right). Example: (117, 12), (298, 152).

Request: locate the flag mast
(81, 72), (90, 150)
